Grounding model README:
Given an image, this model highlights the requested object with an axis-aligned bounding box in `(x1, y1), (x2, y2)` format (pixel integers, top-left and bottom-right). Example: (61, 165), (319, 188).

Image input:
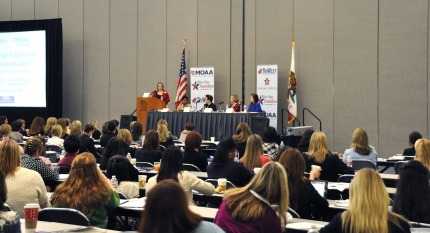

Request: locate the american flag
(175, 47), (187, 109)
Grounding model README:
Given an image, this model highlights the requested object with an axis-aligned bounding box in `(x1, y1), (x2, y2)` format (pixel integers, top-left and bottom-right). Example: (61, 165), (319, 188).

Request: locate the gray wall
(1, 0), (429, 157)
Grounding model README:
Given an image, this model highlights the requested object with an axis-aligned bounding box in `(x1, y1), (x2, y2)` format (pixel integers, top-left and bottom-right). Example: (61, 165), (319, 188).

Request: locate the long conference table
(145, 111), (265, 140)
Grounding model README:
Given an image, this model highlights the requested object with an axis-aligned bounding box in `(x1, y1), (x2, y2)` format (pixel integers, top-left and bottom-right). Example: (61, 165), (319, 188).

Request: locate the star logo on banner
(192, 97), (197, 103)
(192, 81), (200, 90)
(258, 69), (263, 74)
(259, 96), (265, 105)
(264, 78), (270, 85)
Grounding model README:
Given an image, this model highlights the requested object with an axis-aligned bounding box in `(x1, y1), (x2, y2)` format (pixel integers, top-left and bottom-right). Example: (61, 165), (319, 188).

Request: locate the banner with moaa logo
(256, 64), (278, 129)
(190, 67), (215, 111)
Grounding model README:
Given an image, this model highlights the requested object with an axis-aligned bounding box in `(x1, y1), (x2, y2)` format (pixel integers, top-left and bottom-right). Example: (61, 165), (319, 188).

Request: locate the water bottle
(46, 158), (51, 167)
(243, 105), (247, 112)
(280, 141), (285, 148)
(307, 224), (319, 233)
(111, 175), (118, 190)
(126, 153), (131, 161)
(160, 96), (163, 101)
(346, 156), (352, 167)
(234, 150), (239, 162)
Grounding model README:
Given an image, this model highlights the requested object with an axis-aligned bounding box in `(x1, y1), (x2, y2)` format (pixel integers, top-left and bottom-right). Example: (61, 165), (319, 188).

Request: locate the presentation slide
(0, 30), (46, 107)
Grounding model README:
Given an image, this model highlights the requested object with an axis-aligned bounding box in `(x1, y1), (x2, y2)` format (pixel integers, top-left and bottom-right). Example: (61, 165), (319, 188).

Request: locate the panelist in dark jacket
(203, 94), (217, 111)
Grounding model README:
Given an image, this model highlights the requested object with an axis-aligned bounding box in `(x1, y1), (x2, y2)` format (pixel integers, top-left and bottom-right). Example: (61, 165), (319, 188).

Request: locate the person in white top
(146, 146), (215, 205)
(46, 124), (64, 150)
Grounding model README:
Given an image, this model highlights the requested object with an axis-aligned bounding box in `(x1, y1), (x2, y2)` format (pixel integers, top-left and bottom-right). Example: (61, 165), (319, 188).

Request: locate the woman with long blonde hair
(44, 117), (57, 137)
(343, 128), (378, 165)
(157, 124), (174, 148)
(320, 168), (410, 233)
(214, 162), (289, 233)
(51, 152), (120, 228)
(240, 134), (272, 171)
(88, 119), (101, 139)
(414, 138), (430, 170)
(303, 131), (354, 182)
(69, 120), (82, 136)
(232, 122), (252, 158)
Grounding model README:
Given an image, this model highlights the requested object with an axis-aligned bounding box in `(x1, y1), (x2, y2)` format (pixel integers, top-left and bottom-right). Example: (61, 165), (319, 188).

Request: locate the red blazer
(152, 91), (170, 106)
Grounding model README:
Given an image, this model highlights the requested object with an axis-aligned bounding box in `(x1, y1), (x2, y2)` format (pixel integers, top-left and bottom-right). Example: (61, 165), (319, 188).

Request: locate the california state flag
(287, 40), (297, 124)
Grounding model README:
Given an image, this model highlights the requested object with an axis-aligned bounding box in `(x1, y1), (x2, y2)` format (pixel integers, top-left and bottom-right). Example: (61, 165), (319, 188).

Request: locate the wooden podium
(136, 97), (166, 132)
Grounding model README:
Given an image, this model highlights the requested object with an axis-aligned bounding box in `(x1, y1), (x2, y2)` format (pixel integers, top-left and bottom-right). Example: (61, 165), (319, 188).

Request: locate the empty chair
(352, 159), (377, 171)
(205, 179), (236, 190)
(337, 174), (354, 183)
(394, 161), (407, 174)
(38, 208), (90, 226)
(182, 163), (201, 172)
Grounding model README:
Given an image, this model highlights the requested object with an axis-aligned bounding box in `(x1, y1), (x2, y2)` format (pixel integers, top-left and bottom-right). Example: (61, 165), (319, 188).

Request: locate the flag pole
(183, 39), (187, 49)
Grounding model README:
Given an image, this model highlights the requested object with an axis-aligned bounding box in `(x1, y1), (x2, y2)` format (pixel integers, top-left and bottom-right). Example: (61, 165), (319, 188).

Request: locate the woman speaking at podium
(152, 82), (170, 106)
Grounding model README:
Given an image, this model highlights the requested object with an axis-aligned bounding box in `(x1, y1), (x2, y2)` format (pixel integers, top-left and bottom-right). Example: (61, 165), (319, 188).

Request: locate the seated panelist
(177, 96), (192, 111)
(204, 94), (217, 111)
(229, 94), (241, 112)
(247, 93), (263, 112)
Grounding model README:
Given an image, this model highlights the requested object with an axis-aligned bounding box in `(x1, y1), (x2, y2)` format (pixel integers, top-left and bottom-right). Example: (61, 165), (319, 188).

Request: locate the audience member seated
(342, 128), (378, 165)
(131, 121), (144, 147)
(232, 122), (252, 158)
(33, 136), (49, 164)
(240, 134), (272, 171)
(106, 155), (139, 198)
(403, 131), (422, 156)
(296, 129), (314, 154)
(44, 117), (57, 138)
(28, 116), (45, 136)
(207, 137), (254, 187)
(0, 168), (20, 232)
(0, 116), (7, 125)
(101, 121), (108, 135)
(393, 160), (430, 224)
(158, 124), (174, 148)
(0, 140), (50, 217)
(88, 120), (101, 140)
(17, 119), (28, 137)
(183, 131), (208, 172)
(99, 137), (126, 170)
(303, 131), (354, 182)
(57, 118), (71, 139)
(262, 127), (279, 159)
(157, 119), (178, 140)
(100, 120), (117, 147)
(414, 138), (430, 170)
(70, 120), (83, 137)
(179, 122), (194, 143)
(21, 138), (59, 181)
(214, 162), (288, 233)
(134, 130), (162, 164)
(177, 95), (192, 112)
(320, 168), (410, 233)
(146, 146), (215, 205)
(247, 93), (263, 112)
(80, 124), (101, 160)
(51, 153), (120, 229)
(273, 145), (291, 161)
(229, 94), (241, 112)
(0, 124), (11, 141)
(9, 121), (23, 143)
(204, 94), (217, 111)
(57, 135), (81, 170)
(117, 129), (137, 157)
(46, 124), (64, 150)
(278, 148), (328, 220)
(139, 179), (224, 233)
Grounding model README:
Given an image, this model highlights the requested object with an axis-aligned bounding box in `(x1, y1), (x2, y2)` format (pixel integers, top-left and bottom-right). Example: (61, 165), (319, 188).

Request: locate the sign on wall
(256, 64), (278, 129)
(190, 67), (215, 111)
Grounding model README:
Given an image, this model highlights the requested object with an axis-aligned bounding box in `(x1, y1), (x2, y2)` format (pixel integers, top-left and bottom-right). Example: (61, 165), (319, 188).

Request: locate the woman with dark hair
(57, 118), (71, 139)
(0, 116), (7, 125)
(402, 131), (422, 155)
(17, 119), (28, 136)
(392, 160), (430, 223)
(131, 121), (144, 146)
(106, 155), (139, 198)
(296, 129), (315, 153)
(278, 148), (328, 220)
(28, 116), (45, 136)
(247, 93), (262, 112)
(232, 122), (252, 158)
(182, 131), (208, 172)
(80, 124), (101, 159)
(99, 137), (126, 170)
(0, 168), (20, 232)
(262, 127), (279, 159)
(135, 130), (162, 164)
(207, 137), (254, 187)
(52, 153), (120, 228)
(9, 121), (23, 143)
(139, 179), (224, 233)
(146, 146), (215, 205)
(100, 120), (117, 147)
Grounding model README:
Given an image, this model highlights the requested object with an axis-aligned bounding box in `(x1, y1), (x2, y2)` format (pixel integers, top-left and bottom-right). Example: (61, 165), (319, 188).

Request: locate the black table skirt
(146, 112), (266, 141)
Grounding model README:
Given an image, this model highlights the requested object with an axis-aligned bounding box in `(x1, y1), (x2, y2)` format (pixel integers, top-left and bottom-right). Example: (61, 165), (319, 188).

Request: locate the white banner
(256, 65), (278, 129)
(190, 67), (215, 111)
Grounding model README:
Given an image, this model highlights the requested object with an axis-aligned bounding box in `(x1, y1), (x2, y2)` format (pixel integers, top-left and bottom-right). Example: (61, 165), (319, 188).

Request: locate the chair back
(287, 207), (301, 218)
(205, 179), (236, 189)
(395, 161), (407, 174)
(46, 145), (63, 153)
(136, 162), (154, 170)
(352, 159), (377, 171)
(337, 174), (354, 183)
(38, 208), (90, 226)
(158, 145), (166, 152)
(182, 163), (201, 172)
(117, 190), (128, 199)
(410, 221), (430, 228)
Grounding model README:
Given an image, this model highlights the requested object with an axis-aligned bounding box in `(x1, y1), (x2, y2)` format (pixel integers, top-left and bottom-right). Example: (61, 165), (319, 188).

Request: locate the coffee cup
(210, 137), (215, 142)
(138, 175), (147, 188)
(217, 178), (227, 192)
(131, 158), (136, 166)
(24, 203), (40, 231)
(311, 165), (322, 171)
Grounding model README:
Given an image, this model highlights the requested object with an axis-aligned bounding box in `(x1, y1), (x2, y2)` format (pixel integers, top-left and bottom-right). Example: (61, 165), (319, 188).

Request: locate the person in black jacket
(80, 124), (101, 160)
(99, 137), (125, 170)
(203, 94), (217, 111)
(402, 131), (422, 156)
(135, 130), (162, 164)
(100, 120), (117, 147)
(278, 148), (328, 220)
(302, 131), (354, 182)
(182, 131), (208, 172)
